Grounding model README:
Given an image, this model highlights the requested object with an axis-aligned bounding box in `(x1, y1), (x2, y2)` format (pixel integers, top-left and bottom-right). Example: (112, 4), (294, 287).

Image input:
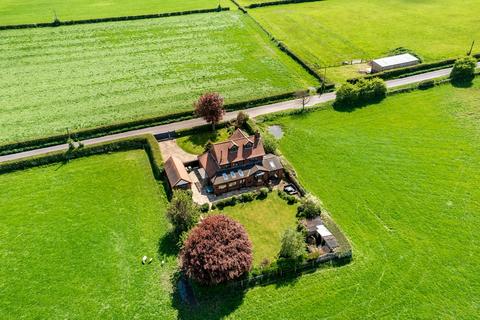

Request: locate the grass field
(251, 0), (480, 82)
(180, 80), (480, 318)
(0, 151), (178, 318)
(213, 192), (298, 265)
(177, 128), (231, 155)
(0, 11), (317, 145)
(0, 0), (231, 25)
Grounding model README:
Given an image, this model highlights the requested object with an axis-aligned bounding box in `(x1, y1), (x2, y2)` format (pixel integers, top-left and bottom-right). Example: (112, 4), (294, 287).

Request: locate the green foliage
(279, 228), (306, 259)
(296, 194), (322, 219)
(257, 187), (269, 199)
(418, 79), (436, 90)
(450, 56), (477, 83)
(335, 78), (387, 107)
(199, 203), (210, 213)
(165, 190), (200, 236)
(262, 133), (279, 154)
(277, 190), (298, 204)
(236, 111), (250, 128)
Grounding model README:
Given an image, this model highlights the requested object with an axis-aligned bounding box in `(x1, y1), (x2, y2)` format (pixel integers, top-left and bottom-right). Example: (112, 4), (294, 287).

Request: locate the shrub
(297, 194), (322, 219)
(199, 203), (210, 213)
(335, 78), (386, 107)
(240, 192), (255, 203)
(166, 190), (200, 236)
(279, 228), (306, 260)
(257, 187), (269, 199)
(450, 56), (477, 83)
(418, 79), (435, 90)
(262, 133), (278, 154)
(180, 215), (253, 285)
(236, 111), (249, 128)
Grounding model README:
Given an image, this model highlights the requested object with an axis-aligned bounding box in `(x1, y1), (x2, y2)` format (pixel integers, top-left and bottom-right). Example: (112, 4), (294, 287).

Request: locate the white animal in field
(142, 256), (148, 264)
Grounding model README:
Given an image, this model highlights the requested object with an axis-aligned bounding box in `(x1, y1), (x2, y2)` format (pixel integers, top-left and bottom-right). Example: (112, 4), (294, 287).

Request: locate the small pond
(268, 125), (283, 139)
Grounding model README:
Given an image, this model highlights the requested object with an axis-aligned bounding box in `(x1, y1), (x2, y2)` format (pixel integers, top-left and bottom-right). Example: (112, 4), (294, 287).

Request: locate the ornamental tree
(194, 92), (225, 131)
(180, 215), (253, 285)
(166, 190), (200, 237)
(279, 228), (306, 260)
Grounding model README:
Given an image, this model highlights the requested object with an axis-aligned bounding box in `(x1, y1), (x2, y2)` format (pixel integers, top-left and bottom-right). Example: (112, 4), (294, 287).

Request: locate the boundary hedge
(0, 135), (164, 179)
(0, 7), (229, 30)
(247, 0), (324, 9)
(0, 91), (314, 157)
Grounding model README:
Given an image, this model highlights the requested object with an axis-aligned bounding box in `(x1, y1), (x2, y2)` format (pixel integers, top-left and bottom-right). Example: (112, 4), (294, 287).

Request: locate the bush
(277, 190), (297, 205)
(262, 133), (278, 154)
(199, 203), (210, 213)
(450, 56), (477, 83)
(166, 190), (200, 236)
(180, 215), (253, 285)
(240, 192), (255, 203)
(236, 111), (249, 128)
(257, 187), (269, 199)
(279, 228), (306, 260)
(297, 194), (322, 219)
(335, 78), (387, 107)
(418, 79), (435, 90)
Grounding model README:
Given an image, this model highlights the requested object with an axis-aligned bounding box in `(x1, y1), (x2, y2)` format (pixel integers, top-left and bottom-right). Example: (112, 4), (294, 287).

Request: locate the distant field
(0, 151), (178, 318)
(213, 192), (298, 265)
(184, 80), (480, 318)
(0, 12), (317, 144)
(0, 0), (230, 25)
(251, 0), (480, 82)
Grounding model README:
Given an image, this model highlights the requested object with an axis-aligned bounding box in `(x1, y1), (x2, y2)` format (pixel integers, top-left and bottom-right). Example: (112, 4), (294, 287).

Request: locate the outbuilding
(164, 156), (192, 190)
(371, 53), (420, 73)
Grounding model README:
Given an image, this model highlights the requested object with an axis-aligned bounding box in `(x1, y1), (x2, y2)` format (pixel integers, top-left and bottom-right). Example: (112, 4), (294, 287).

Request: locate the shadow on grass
(332, 98), (384, 113)
(158, 230), (179, 258)
(451, 78), (474, 88)
(171, 276), (247, 320)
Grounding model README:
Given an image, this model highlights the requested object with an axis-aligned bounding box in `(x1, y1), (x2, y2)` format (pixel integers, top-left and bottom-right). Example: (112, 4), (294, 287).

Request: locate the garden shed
(165, 156), (192, 190)
(371, 53), (420, 73)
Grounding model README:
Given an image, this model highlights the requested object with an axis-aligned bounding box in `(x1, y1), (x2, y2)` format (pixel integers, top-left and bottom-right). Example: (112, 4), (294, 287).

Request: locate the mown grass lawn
(0, 0), (231, 25)
(0, 151), (178, 319)
(251, 0), (480, 82)
(0, 11), (317, 144)
(176, 128), (231, 155)
(179, 80), (480, 318)
(213, 192), (298, 266)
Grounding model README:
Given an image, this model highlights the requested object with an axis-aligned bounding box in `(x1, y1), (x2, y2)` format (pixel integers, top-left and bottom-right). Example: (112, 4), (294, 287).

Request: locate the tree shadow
(158, 230), (179, 258)
(332, 98), (384, 113)
(171, 276), (247, 320)
(451, 78), (474, 88)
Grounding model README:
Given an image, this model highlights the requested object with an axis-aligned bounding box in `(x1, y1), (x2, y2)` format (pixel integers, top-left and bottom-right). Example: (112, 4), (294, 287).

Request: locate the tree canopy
(194, 92), (225, 130)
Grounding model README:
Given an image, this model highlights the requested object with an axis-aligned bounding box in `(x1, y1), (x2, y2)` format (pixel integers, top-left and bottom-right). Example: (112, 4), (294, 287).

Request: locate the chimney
(254, 131), (260, 143)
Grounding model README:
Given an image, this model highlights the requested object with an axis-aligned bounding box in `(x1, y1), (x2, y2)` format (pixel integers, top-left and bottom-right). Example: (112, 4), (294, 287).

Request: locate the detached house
(198, 129), (284, 195)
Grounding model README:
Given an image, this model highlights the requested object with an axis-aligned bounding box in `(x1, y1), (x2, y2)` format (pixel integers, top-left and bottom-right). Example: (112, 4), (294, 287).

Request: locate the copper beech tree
(180, 215), (253, 285)
(194, 92), (225, 131)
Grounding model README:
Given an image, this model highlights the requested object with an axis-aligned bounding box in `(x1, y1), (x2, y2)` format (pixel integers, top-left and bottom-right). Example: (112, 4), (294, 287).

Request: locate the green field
(213, 192), (298, 265)
(187, 81), (480, 318)
(0, 151), (178, 318)
(251, 0), (480, 82)
(0, 0), (230, 25)
(0, 11), (317, 145)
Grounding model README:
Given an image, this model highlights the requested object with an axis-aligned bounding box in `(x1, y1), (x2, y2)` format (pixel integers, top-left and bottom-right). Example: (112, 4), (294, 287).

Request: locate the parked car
(284, 184), (297, 195)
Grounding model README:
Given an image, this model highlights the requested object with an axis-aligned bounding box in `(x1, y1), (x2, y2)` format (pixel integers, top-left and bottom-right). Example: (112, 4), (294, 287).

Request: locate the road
(1, 63), (478, 163)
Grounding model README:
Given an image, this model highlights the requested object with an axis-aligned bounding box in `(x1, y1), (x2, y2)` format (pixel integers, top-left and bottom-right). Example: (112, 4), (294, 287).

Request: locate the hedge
(0, 134), (164, 180)
(247, 0), (324, 9)
(0, 7), (229, 30)
(0, 90), (317, 156)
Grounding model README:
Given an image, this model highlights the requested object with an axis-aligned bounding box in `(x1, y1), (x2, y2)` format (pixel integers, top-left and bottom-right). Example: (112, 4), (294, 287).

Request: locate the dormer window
(244, 142), (253, 149)
(229, 145), (238, 153)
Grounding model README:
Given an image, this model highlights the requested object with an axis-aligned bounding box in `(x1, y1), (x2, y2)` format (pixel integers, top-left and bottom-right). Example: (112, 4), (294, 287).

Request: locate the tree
(166, 190), (200, 236)
(450, 56), (477, 83)
(194, 92), (225, 131)
(295, 90), (311, 111)
(335, 78), (386, 107)
(236, 111), (249, 128)
(279, 228), (306, 259)
(296, 194), (322, 219)
(180, 215), (253, 285)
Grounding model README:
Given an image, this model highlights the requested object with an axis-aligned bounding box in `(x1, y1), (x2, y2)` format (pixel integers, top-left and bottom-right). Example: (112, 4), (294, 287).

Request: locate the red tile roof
(210, 129), (265, 166)
(164, 156), (191, 188)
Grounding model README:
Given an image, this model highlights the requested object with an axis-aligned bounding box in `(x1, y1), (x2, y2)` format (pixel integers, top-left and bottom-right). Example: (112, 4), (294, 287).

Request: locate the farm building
(164, 156), (192, 190)
(304, 217), (339, 252)
(371, 53), (420, 73)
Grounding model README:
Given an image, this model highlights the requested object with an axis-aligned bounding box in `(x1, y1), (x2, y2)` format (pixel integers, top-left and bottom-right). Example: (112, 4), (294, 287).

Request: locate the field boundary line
(0, 7), (229, 31)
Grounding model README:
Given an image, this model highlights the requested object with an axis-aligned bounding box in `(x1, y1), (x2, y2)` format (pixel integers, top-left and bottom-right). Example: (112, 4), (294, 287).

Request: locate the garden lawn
(0, 11), (317, 144)
(0, 151), (178, 319)
(251, 0), (480, 82)
(180, 80), (480, 318)
(213, 192), (298, 266)
(176, 128), (231, 155)
(0, 0), (230, 25)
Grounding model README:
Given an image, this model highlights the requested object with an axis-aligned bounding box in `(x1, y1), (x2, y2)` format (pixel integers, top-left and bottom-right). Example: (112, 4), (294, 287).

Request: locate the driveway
(158, 140), (197, 164)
